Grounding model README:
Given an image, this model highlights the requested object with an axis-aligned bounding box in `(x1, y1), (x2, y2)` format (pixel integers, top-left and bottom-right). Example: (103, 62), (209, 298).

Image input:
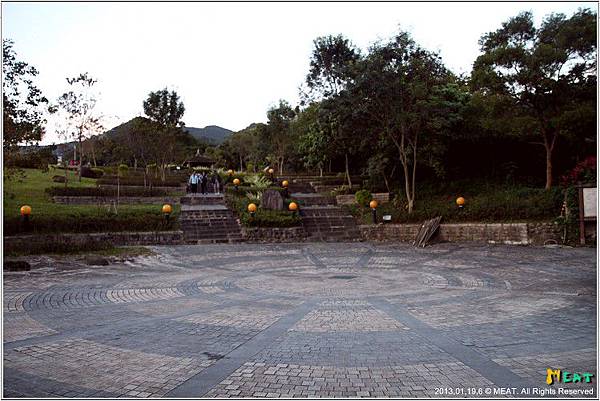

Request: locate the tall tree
(57, 72), (104, 181)
(348, 32), (454, 213)
(266, 100), (296, 175)
(2, 39), (50, 172)
(142, 88), (186, 180)
(302, 34), (361, 185)
(471, 9), (597, 189)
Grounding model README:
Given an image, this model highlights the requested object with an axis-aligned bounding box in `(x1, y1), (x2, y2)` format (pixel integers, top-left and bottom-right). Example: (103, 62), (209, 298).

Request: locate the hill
(183, 125), (232, 145)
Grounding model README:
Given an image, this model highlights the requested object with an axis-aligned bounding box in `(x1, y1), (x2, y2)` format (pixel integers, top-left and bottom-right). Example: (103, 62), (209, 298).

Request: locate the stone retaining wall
(4, 231), (184, 253)
(359, 222), (561, 245)
(53, 196), (181, 205)
(241, 227), (307, 242)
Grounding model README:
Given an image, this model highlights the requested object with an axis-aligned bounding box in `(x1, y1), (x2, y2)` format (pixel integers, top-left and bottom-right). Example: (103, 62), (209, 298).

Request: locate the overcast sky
(3, 2), (596, 145)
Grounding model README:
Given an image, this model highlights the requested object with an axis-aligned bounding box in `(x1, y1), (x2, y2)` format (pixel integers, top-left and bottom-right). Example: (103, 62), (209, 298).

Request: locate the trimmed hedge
(4, 212), (179, 235)
(97, 177), (184, 187)
(45, 186), (172, 197)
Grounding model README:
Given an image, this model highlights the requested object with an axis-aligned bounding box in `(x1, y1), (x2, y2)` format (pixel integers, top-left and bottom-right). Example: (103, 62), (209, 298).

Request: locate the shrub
(4, 211), (179, 235)
(45, 186), (171, 197)
(81, 166), (104, 179)
(97, 177), (184, 187)
(355, 190), (373, 207)
(226, 193), (300, 227)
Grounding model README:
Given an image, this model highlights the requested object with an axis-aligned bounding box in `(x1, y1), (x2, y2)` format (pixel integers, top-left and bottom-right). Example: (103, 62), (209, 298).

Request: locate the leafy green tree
(266, 100), (296, 175)
(3, 39), (50, 175)
(142, 88), (187, 180)
(348, 32), (454, 213)
(57, 72), (104, 181)
(471, 9), (597, 189)
(302, 34), (361, 185)
(294, 103), (330, 176)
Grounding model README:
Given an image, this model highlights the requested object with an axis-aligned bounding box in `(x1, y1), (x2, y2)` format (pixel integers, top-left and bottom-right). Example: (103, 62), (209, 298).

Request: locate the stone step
(300, 205), (361, 242)
(180, 194), (225, 206)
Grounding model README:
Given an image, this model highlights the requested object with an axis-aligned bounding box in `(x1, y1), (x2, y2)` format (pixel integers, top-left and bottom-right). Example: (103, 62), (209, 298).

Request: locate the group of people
(188, 171), (222, 195)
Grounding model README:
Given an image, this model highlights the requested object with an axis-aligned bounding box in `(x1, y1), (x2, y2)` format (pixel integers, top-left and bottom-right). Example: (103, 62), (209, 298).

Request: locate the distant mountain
(184, 125), (232, 145)
(104, 119), (232, 145)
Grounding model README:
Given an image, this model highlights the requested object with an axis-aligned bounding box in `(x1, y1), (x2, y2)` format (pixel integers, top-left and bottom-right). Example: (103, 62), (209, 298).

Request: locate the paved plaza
(3, 243), (597, 398)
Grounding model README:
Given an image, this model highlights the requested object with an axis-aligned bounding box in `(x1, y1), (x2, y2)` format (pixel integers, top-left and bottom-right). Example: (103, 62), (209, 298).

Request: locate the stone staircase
(285, 178), (362, 242)
(300, 206), (362, 242)
(179, 194), (243, 244)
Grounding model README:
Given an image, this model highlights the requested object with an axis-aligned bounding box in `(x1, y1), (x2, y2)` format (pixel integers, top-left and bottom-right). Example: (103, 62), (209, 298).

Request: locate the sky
(3, 1), (597, 145)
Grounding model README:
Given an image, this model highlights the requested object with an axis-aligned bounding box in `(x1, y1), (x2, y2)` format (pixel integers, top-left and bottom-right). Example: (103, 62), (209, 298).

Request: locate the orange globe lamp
(162, 204), (172, 214)
(268, 168), (274, 175)
(247, 203), (257, 213)
(288, 202), (298, 212)
(369, 200), (379, 209)
(233, 178), (241, 186)
(282, 180), (289, 188)
(20, 205), (32, 216)
(456, 197), (465, 207)
(227, 169), (234, 176)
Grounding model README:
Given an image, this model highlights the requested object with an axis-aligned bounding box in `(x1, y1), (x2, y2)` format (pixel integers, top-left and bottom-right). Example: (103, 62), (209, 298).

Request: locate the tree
(57, 72), (104, 181)
(266, 100), (296, 175)
(471, 9), (597, 189)
(142, 88), (186, 180)
(294, 103), (330, 176)
(348, 32), (454, 213)
(3, 39), (50, 173)
(302, 34), (361, 185)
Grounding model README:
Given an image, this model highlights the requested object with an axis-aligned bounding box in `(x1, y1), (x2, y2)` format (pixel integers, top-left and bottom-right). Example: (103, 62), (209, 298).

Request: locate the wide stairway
(288, 177), (362, 242)
(179, 194), (243, 243)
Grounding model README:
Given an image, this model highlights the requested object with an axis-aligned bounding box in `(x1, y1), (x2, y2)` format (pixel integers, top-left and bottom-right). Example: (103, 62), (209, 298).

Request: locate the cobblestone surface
(3, 243), (597, 398)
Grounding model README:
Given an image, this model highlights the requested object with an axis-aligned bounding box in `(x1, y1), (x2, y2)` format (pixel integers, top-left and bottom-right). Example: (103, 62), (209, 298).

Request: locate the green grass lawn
(4, 168), (180, 234)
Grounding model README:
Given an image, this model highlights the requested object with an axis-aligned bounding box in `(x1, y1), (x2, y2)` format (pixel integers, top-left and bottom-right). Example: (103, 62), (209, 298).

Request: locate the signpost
(577, 185), (596, 245)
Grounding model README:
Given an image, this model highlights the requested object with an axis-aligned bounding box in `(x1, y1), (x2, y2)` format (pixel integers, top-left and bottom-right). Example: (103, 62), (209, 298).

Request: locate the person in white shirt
(189, 172), (198, 194)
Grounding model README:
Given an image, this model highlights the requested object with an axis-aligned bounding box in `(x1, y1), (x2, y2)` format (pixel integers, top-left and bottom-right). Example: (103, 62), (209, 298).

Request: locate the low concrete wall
(241, 227), (307, 242)
(359, 222), (561, 245)
(336, 193), (390, 206)
(53, 196), (181, 205)
(98, 184), (185, 192)
(4, 231), (184, 253)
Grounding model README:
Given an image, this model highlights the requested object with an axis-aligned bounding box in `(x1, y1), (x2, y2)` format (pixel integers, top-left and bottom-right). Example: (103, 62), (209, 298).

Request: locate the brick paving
(3, 243), (597, 398)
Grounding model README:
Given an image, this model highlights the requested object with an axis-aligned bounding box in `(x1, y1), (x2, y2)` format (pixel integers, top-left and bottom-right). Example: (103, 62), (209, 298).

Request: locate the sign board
(582, 187), (596, 218)
(382, 215), (392, 222)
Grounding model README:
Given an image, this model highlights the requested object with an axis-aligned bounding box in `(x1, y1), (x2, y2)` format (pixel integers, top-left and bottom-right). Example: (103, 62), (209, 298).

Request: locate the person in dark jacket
(200, 172), (208, 194)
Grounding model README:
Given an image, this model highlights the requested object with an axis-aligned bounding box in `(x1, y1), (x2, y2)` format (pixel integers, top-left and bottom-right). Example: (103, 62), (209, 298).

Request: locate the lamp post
(20, 205), (31, 231)
(227, 169), (234, 180)
(456, 197), (465, 209)
(282, 180), (289, 198)
(162, 204), (172, 224)
(370, 200), (378, 224)
(248, 203), (257, 219)
(233, 178), (240, 192)
(268, 168), (274, 182)
(288, 201), (298, 216)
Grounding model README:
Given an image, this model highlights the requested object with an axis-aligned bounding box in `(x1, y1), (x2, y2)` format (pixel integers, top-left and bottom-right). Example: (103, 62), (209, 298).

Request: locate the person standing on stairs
(200, 171), (208, 194)
(212, 171), (222, 194)
(189, 172), (198, 194)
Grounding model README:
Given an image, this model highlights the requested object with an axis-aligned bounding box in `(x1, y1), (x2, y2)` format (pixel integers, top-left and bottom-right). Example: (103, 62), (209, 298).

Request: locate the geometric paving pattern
(3, 243), (597, 398)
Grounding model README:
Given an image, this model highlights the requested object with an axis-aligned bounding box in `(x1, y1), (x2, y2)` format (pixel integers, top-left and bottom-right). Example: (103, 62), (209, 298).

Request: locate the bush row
(45, 186), (172, 197)
(348, 186), (563, 224)
(97, 177), (184, 187)
(4, 212), (178, 235)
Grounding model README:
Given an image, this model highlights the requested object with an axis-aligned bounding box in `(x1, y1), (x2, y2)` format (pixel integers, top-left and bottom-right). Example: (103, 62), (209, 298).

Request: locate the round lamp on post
(456, 197), (465, 209)
(227, 169), (234, 177)
(162, 204), (172, 224)
(247, 203), (257, 218)
(288, 201), (298, 216)
(233, 178), (240, 192)
(268, 168), (274, 181)
(282, 180), (289, 197)
(370, 200), (378, 224)
(20, 205), (32, 231)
